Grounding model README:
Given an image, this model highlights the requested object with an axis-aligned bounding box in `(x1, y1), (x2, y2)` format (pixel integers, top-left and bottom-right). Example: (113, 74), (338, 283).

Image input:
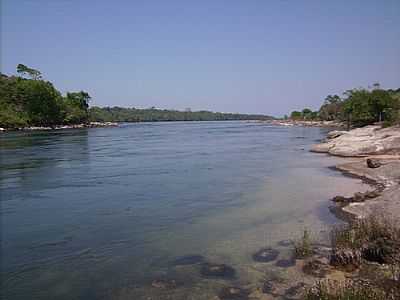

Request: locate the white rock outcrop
(311, 125), (400, 157)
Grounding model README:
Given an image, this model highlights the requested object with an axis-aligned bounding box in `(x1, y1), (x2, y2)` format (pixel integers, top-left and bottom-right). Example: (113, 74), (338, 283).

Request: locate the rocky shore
(311, 124), (400, 220)
(0, 122), (119, 132)
(260, 119), (345, 128)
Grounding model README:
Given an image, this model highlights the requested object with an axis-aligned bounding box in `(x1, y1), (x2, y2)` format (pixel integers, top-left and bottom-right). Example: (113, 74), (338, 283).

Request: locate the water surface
(0, 122), (368, 299)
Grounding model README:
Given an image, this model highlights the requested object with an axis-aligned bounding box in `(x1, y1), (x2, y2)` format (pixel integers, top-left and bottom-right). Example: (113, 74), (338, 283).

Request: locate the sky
(2, 0), (400, 117)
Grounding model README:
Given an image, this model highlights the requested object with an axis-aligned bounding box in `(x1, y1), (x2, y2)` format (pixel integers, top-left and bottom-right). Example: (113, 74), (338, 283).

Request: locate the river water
(0, 121), (368, 299)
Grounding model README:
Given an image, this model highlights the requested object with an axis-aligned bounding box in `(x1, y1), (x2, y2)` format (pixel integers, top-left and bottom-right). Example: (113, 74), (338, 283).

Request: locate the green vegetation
(0, 65), (90, 129)
(290, 84), (400, 127)
(1, 64), (273, 129)
(89, 106), (273, 123)
(330, 215), (400, 265)
(302, 216), (400, 300)
(294, 229), (313, 259)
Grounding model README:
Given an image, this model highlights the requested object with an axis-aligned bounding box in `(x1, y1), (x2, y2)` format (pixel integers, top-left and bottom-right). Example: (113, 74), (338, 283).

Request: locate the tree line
(0, 64), (90, 128)
(89, 106), (273, 123)
(289, 84), (400, 127)
(0, 64), (273, 129)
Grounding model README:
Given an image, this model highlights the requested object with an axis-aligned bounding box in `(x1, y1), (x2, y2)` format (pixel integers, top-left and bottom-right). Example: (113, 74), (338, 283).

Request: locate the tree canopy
(1, 64), (273, 129)
(0, 65), (91, 128)
(290, 85), (400, 127)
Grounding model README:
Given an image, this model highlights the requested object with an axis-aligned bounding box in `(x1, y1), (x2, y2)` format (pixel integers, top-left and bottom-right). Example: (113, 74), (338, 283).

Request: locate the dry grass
(303, 279), (391, 300)
(294, 229), (313, 259)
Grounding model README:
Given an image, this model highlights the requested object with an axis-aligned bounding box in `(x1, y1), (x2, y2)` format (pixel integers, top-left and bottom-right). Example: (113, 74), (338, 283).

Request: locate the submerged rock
(252, 248), (279, 262)
(200, 263), (236, 279)
(278, 240), (293, 247)
(170, 255), (205, 266)
(151, 278), (178, 289)
(218, 286), (249, 300)
(276, 258), (296, 268)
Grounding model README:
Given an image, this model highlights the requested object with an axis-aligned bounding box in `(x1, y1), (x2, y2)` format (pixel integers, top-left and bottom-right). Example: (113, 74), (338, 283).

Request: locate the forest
(290, 84), (400, 127)
(0, 65), (272, 129)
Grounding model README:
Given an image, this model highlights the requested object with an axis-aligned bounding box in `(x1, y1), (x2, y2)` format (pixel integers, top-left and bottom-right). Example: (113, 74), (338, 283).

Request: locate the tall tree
(16, 64), (42, 80)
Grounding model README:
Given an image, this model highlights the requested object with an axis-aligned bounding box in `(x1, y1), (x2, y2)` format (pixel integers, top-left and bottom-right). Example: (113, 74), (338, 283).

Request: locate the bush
(330, 216), (400, 265)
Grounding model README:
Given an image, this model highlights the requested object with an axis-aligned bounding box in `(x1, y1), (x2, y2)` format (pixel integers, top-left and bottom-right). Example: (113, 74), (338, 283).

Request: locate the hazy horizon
(3, 0), (400, 117)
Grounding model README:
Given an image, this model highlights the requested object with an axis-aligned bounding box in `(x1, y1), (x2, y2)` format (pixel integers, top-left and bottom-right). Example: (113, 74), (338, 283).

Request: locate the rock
(352, 192), (366, 202)
(326, 130), (346, 140)
(151, 279), (177, 289)
(284, 282), (306, 299)
(311, 125), (400, 157)
(277, 240), (293, 247)
(218, 286), (249, 300)
(331, 195), (352, 203)
(363, 190), (381, 199)
(200, 263), (236, 279)
(262, 281), (278, 294)
(332, 190), (380, 204)
(170, 255), (205, 266)
(276, 258), (296, 268)
(367, 158), (382, 168)
(252, 248), (279, 263)
(330, 249), (362, 270)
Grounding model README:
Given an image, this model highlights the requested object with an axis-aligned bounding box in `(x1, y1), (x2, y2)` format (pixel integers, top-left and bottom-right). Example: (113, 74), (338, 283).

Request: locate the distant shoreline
(0, 122), (119, 132)
(1, 118), (348, 133)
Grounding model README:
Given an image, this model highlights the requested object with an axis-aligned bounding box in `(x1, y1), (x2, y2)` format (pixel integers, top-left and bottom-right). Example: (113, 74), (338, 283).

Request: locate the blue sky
(2, 0), (400, 116)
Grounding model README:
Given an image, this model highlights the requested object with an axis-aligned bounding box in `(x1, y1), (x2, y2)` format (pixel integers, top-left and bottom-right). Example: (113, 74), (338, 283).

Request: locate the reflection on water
(0, 122), (368, 299)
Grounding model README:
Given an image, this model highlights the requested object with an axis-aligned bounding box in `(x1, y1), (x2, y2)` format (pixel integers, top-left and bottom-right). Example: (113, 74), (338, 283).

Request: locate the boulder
(311, 125), (400, 157)
(366, 158), (382, 168)
(326, 130), (346, 140)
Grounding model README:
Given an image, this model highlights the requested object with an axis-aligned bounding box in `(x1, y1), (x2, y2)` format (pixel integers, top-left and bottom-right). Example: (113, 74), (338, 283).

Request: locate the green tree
(319, 95), (343, 121)
(16, 64), (42, 80)
(18, 79), (64, 126)
(62, 91), (91, 124)
(290, 111), (302, 119)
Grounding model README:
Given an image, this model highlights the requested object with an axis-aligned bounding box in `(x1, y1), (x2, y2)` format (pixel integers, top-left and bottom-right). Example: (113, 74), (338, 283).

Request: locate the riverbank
(287, 124), (400, 299)
(311, 124), (400, 220)
(0, 121), (119, 132)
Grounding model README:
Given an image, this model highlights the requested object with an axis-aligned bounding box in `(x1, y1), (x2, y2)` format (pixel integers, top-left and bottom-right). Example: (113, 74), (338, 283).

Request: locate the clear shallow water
(0, 122), (368, 299)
